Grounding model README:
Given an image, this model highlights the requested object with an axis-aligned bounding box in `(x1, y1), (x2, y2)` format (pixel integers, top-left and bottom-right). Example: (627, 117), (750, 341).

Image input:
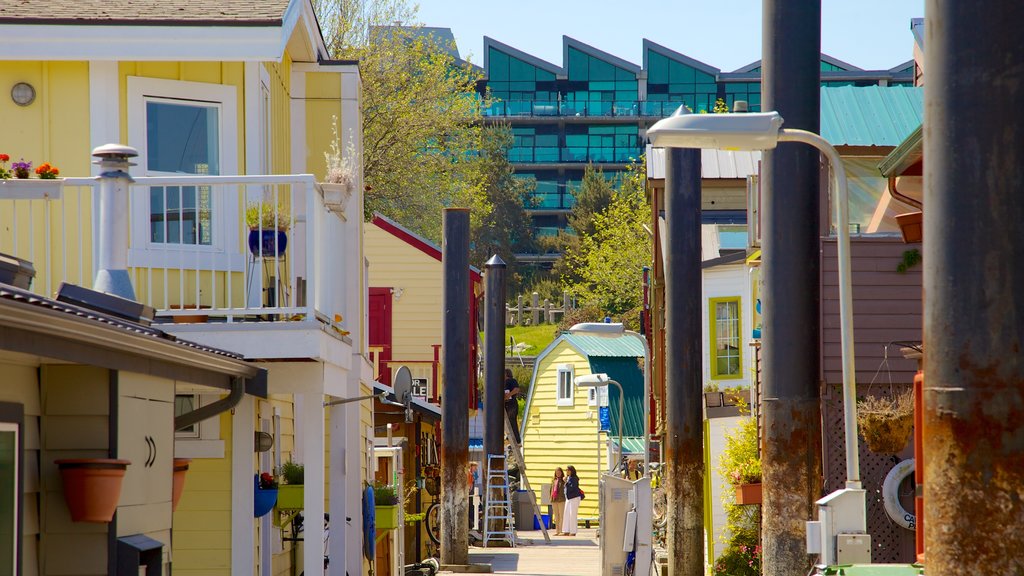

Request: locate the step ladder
(482, 453), (515, 548)
(504, 413), (551, 544)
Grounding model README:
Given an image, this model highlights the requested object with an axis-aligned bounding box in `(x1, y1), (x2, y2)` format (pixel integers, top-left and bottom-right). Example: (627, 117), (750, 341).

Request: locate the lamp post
(568, 322), (651, 470)
(648, 109), (863, 564)
(574, 373), (624, 465)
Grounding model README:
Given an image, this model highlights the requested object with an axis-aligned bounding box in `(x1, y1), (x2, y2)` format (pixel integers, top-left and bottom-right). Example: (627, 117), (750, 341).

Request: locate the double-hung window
(556, 365), (574, 406)
(127, 77), (239, 270)
(710, 297), (742, 379)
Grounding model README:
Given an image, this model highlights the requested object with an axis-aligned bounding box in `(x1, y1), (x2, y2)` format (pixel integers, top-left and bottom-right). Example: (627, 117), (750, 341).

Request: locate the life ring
(882, 458), (916, 531)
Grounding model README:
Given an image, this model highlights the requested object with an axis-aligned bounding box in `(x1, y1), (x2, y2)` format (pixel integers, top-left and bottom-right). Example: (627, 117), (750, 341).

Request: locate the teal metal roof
(820, 85), (923, 147)
(562, 333), (645, 357)
(589, 356), (644, 439)
(608, 437), (646, 456)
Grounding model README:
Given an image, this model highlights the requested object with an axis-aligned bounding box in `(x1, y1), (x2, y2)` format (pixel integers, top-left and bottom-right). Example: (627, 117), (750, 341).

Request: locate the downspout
(175, 376), (246, 432)
(888, 176), (924, 210)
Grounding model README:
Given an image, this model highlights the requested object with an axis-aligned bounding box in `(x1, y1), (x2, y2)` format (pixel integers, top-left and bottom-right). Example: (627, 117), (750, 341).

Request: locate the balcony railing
(0, 174), (342, 325)
(509, 146), (642, 164)
(485, 100), (683, 118)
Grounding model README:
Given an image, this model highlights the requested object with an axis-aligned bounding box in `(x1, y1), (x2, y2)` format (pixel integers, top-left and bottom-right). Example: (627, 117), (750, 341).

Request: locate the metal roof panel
(820, 85), (924, 147)
(562, 333), (644, 358)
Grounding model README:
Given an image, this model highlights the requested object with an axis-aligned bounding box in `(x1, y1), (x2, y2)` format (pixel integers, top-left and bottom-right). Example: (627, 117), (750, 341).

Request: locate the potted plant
(703, 382), (723, 408)
(172, 458), (191, 512)
(857, 389), (914, 454)
(373, 482), (400, 531)
(0, 154), (64, 199)
(723, 386), (749, 407)
(254, 472), (278, 518)
(320, 119), (358, 213)
(719, 413), (762, 505)
(277, 460), (304, 510)
(55, 458), (131, 523)
(896, 211), (923, 243)
(245, 201), (291, 257)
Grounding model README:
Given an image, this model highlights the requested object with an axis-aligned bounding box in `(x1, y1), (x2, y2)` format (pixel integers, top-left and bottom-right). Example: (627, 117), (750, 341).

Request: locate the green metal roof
(820, 85), (923, 147)
(588, 356), (644, 438)
(562, 333), (645, 357)
(878, 124), (924, 177)
(608, 437), (646, 456)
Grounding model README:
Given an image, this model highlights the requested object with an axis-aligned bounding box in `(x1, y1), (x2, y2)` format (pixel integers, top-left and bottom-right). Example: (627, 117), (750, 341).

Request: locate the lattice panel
(822, 382), (916, 563)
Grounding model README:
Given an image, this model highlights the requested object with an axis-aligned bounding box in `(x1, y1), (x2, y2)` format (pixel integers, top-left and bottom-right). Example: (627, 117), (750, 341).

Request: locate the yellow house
(520, 333), (645, 523)
(0, 2), (375, 575)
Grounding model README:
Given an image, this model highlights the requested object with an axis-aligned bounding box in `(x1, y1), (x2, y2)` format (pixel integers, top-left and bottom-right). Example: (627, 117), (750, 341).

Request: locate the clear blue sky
(415, 1), (924, 72)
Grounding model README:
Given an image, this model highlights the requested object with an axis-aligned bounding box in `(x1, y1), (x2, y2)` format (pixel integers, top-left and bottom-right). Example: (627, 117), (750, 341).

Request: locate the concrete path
(459, 529), (601, 576)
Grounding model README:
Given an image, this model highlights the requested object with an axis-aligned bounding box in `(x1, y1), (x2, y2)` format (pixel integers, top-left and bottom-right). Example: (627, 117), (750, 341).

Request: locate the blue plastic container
(532, 514), (551, 530)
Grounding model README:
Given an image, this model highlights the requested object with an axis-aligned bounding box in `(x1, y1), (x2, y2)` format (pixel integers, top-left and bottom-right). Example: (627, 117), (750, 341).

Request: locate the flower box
(704, 392), (723, 408)
(55, 458), (131, 523)
(319, 182), (353, 215)
(277, 484), (304, 510)
(0, 178), (63, 200)
(735, 482), (763, 505)
(375, 504), (400, 531)
(254, 488), (278, 518)
(896, 211), (923, 244)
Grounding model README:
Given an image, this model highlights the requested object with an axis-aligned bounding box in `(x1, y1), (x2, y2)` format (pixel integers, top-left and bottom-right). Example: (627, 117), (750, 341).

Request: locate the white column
(329, 401), (348, 576)
(300, 392), (326, 575)
(231, 395), (255, 576)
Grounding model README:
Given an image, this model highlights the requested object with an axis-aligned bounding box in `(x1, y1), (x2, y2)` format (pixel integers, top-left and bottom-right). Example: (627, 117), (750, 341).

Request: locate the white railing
(0, 174), (337, 324)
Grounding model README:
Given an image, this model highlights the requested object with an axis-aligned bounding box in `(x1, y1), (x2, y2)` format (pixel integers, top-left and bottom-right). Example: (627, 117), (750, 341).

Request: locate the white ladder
(505, 413), (551, 543)
(482, 453), (516, 548)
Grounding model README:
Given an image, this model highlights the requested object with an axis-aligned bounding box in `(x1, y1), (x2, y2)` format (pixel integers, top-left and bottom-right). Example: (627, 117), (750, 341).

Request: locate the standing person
(503, 368), (521, 443)
(562, 465), (582, 536)
(623, 459), (642, 481)
(550, 467), (567, 535)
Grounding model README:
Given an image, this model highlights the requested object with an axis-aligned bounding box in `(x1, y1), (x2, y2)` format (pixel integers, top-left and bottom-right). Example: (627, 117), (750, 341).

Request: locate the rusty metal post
(760, 1), (823, 573)
(924, 3), (1024, 571)
(663, 146), (704, 576)
(483, 255), (507, 479)
(440, 208), (470, 565)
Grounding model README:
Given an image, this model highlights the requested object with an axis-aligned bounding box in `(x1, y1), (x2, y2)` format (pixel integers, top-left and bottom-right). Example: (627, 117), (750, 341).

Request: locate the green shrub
(281, 460), (304, 485)
(374, 482), (399, 506)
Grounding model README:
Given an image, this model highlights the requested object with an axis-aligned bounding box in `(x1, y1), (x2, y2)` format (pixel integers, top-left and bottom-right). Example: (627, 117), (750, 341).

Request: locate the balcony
(509, 146), (642, 164)
(484, 100), (682, 119)
(0, 174), (350, 337)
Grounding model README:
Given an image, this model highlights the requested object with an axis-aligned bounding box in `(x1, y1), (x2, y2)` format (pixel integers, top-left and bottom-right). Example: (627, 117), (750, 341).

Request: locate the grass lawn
(504, 324), (559, 356)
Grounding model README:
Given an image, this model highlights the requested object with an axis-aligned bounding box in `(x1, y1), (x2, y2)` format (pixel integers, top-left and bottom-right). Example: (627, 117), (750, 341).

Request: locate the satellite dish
(393, 366), (413, 408)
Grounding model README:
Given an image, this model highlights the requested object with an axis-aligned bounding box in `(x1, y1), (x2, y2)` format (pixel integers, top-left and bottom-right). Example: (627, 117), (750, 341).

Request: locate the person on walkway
(623, 458), (642, 481)
(562, 465), (582, 536)
(504, 368), (521, 443)
(550, 467), (566, 534)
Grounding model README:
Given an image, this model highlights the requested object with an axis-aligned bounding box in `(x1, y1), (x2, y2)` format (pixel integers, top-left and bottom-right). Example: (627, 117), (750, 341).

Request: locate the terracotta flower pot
(55, 459), (131, 523)
(172, 458), (191, 512)
(735, 482), (763, 505)
(896, 211), (923, 243)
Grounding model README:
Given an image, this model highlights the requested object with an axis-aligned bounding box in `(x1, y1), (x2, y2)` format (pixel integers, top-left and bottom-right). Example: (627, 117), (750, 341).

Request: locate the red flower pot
(735, 482), (763, 505)
(896, 211), (923, 243)
(172, 458), (191, 512)
(55, 459), (131, 522)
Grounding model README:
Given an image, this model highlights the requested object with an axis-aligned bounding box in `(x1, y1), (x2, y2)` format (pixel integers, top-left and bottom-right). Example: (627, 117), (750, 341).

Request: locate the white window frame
(127, 76), (241, 271)
(174, 393), (225, 459)
(556, 364), (574, 407)
(588, 387), (598, 407)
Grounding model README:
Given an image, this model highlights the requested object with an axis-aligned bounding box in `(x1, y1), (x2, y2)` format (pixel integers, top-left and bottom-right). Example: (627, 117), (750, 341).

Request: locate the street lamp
(648, 108), (863, 564)
(574, 372), (625, 468)
(569, 322), (651, 470)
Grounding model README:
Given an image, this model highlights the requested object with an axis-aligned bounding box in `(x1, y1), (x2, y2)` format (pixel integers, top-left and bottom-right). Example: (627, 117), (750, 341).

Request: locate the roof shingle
(0, 0), (293, 26)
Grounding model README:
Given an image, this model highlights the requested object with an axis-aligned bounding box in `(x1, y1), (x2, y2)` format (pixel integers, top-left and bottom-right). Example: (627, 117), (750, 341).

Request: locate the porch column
(329, 400), (348, 576)
(299, 393), (325, 575)
(231, 395), (255, 576)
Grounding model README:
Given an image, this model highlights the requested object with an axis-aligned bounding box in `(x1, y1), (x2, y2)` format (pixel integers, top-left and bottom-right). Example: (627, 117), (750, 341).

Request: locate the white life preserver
(882, 458), (916, 530)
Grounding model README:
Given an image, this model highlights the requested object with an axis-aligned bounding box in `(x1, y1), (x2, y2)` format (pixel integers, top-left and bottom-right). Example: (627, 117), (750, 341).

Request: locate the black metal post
(663, 146), (704, 576)
(924, 3), (1024, 572)
(440, 208), (470, 566)
(760, 2), (823, 574)
(483, 255), (507, 512)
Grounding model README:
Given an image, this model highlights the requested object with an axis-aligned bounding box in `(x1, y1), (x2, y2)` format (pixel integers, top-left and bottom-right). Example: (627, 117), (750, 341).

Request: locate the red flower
(0, 154), (8, 162)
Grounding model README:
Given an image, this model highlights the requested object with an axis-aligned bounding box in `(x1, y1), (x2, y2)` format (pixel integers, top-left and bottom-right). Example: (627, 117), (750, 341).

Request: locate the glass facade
(646, 50), (719, 113)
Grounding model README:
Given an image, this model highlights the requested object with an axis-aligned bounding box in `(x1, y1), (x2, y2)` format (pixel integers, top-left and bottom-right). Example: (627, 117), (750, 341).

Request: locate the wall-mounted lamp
(392, 287), (404, 300)
(11, 82), (35, 107)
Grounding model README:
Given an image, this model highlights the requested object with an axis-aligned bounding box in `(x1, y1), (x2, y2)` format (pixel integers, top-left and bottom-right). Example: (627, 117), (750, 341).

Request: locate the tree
(563, 158), (651, 316)
(313, 0), (488, 240)
(470, 125), (537, 293)
(567, 164), (617, 237)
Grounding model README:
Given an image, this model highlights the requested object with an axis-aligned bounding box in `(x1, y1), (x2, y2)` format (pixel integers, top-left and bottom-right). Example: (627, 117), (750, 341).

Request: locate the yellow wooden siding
(172, 407), (232, 575)
(264, 58), (293, 175)
(364, 225), (443, 391)
(269, 394), (297, 576)
(521, 342), (604, 520)
(303, 70), (342, 182)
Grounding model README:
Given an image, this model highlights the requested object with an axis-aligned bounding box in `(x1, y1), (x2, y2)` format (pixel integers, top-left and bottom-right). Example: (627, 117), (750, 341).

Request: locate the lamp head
(568, 322), (626, 337)
(648, 110), (784, 151)
(573, 373), (610, 388)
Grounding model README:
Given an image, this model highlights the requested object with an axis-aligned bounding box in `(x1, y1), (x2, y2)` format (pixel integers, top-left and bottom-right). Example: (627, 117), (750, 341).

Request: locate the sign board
(412, 378), (429, 398)
(599, 406), (611, 432)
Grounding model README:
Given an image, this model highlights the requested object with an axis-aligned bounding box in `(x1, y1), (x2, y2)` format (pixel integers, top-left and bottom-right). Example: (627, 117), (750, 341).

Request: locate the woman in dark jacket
(561, 465), (582, 536)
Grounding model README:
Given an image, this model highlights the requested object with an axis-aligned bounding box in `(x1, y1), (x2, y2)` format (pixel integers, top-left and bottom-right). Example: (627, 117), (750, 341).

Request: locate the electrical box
(811, 488), (868, 566)
(836, 533), (872, 564)
(805, 520), (822, 554)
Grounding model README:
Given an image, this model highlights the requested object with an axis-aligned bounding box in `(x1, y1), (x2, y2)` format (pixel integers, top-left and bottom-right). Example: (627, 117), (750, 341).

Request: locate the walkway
(456, 529), (601, 576)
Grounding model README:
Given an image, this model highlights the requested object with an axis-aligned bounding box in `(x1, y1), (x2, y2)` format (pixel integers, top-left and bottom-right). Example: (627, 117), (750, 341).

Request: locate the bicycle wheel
(425, 502), (441, 545)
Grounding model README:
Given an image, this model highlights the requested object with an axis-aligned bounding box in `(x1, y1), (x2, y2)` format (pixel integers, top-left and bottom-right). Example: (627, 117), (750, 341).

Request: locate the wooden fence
(506, 291), (574, 326)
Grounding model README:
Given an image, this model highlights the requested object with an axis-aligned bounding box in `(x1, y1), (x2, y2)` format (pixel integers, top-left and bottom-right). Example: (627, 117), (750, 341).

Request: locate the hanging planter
(375, 505), (400, 531)
(734, 483), (763, 505)
(254, 474), (278, 518)
(857, 390), (914, 454)
(55, 458), (131, 523)
(172, 458), (191, 512)
(896, 211), (923, 243)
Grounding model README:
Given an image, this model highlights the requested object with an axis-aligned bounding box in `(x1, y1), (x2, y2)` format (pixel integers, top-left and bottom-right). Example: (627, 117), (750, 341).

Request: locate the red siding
(820, 236), (922, 385)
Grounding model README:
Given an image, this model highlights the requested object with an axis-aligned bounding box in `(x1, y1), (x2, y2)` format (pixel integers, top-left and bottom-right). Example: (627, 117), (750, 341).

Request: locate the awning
(608, 436), (646, 455)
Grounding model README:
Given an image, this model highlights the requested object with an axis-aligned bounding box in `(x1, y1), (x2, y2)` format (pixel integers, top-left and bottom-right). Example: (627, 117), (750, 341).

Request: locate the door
(369, 288), (393, 384)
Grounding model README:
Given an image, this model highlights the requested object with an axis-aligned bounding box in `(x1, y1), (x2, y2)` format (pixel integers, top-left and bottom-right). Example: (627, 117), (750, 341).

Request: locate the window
(174, 393), (224, 458)
(588, 387), (598, 407)
(556, 365), (574, 406)
(710, 297), (742, 378)
(128, 76), (239, 269)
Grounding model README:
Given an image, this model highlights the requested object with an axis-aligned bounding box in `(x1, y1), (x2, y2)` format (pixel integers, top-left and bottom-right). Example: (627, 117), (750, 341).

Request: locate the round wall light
(11, 82), (36, 107)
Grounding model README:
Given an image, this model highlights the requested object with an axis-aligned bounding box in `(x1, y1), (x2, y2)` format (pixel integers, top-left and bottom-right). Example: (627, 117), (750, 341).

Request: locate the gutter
(175, 376), (250, 432)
